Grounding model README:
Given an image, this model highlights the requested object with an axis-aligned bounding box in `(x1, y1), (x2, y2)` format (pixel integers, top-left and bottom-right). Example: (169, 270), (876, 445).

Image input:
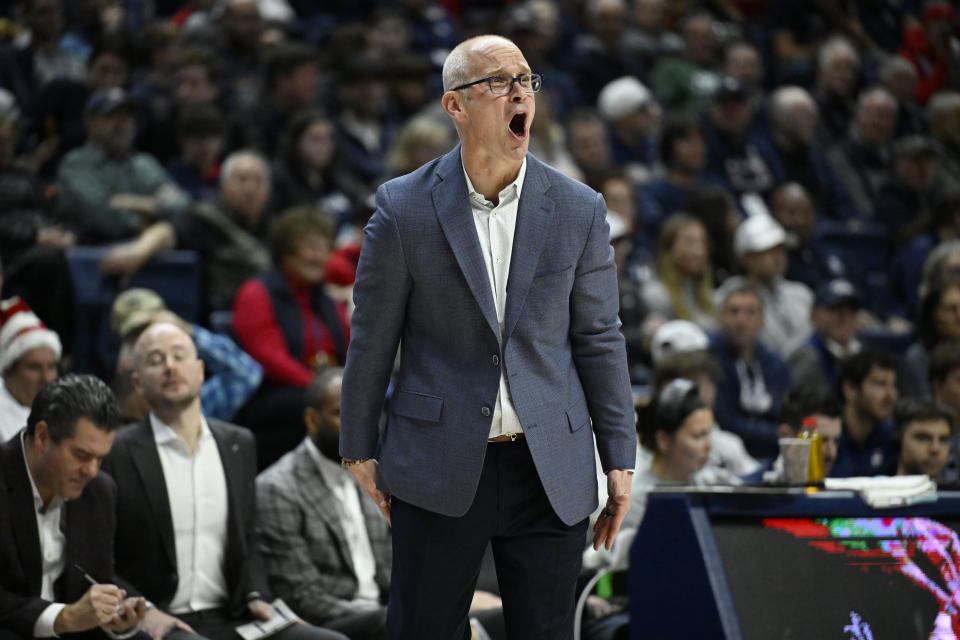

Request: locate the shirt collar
(461, 155), (527, 207)
(304, 436), (348, 488)
(20, 431), (64, 513)
(0, 380), (28, 410)
(149, 413), (211, 449)
(823, 335), (861, 359)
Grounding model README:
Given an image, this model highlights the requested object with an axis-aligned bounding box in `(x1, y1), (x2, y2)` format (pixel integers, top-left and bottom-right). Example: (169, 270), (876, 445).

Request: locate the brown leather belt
(488, 432), (525, 443)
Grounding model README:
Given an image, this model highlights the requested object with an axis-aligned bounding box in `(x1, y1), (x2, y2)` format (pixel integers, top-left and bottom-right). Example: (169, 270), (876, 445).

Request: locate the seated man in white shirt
(0, 298), (61, 443)
(102, 323), (347, 640)
(0, 374), (146, 639)
(256, 368), (505, 640)
(256, 367), (390, 639)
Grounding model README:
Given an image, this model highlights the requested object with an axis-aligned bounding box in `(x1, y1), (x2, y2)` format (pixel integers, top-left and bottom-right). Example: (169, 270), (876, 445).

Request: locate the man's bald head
(855, 87), (897, 146)
(132, 322), (204, 413)
(770, 86), (818, 144)
(772, 182), (812, 210)
(442, 35), (520, 93)
(771, 86), (817, 124)
(771, 182), (815, 240)
(133, 322), (197, 370)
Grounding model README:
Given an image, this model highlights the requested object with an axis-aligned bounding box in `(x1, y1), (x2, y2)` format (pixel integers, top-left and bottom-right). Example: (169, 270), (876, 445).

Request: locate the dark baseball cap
(85, 87), (133, 118)
(815, 278), (862, 309)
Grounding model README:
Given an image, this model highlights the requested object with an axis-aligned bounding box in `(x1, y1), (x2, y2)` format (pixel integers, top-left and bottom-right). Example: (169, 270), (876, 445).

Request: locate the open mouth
(509, 112), (527, 139)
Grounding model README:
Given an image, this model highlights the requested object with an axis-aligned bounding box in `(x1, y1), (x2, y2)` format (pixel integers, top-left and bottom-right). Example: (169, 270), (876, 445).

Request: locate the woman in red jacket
(232, 207), (350, 467)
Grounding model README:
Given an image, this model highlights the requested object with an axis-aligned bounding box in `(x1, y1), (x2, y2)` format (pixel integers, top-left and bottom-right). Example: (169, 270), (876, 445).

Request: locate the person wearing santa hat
(0, 297), (61, 442)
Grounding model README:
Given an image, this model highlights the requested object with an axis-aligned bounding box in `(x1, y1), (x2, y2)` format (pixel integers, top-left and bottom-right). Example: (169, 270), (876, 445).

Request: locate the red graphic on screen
(763, 517), (960, 639)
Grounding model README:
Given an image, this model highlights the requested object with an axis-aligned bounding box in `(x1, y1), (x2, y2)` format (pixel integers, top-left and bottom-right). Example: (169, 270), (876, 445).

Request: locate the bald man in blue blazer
(340, 35), (637, 640)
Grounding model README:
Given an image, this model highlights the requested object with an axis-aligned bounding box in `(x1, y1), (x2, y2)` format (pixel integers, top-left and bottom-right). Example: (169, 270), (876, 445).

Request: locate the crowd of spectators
(2, 0), (960, 635)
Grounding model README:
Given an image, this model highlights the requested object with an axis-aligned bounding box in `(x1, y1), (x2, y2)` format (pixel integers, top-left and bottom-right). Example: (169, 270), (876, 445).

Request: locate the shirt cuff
(33, 603), (66, 638)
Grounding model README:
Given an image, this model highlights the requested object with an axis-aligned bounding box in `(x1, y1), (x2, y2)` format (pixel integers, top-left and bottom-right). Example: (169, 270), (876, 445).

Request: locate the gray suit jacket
(255, 440), (391, 624)
(340, 147), (636, 525)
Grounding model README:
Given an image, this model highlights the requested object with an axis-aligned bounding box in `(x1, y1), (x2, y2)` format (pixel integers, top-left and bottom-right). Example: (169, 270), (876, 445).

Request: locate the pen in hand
(73, 563), (125, 616)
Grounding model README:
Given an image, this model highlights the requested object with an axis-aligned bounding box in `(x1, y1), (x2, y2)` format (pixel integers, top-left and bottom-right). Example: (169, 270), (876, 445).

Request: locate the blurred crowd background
(1, 0), (960, 476)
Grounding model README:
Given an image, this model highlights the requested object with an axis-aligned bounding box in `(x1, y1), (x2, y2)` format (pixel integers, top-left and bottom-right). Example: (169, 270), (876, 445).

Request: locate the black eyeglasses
(450, 73), (542, 95)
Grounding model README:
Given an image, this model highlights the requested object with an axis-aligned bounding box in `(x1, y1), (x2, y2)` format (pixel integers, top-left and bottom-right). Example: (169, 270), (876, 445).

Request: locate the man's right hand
(55, 584), (126, 633)
(142, 607), (196, 640)
(348, 460), (391, 524)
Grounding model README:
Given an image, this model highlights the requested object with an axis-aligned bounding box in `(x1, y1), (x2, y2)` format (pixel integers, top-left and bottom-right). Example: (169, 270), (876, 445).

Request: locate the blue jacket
(340, 148), (637, 525)
(709, 333), (792, 459)
(831, 419), (896, 478)
(701, 115), (779, 201)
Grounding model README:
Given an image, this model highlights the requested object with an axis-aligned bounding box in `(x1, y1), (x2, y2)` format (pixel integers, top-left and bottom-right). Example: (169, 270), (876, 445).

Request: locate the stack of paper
(824, 475), (937, 508)
(236, 600), (299, 640)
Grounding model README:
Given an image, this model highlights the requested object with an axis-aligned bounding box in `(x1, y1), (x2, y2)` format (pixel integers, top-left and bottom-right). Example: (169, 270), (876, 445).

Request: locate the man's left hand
(248, 599), (274, 621)
(141, 607), (195, 640)
(592, 469), (632, 551)
(104, 597), (147, 633)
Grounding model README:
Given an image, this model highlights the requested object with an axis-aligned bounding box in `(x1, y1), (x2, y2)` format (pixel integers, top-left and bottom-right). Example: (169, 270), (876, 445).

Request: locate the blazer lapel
(210, 423), (244, 562)
(3, 438), (42, 596)
(432, 147), (500, 341)
(293, 444), (355, 575)
(128, 420), (177, 569)
(62, 503), (90, 601)
(504, 157), (556, 341)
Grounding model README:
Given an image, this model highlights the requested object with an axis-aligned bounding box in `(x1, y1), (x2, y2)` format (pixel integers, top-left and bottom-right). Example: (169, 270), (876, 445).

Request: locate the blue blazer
(340, 147), (636, 526)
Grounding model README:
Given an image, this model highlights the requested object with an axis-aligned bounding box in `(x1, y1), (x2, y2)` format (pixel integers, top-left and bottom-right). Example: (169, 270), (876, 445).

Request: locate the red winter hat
(0, 297), (61, 373)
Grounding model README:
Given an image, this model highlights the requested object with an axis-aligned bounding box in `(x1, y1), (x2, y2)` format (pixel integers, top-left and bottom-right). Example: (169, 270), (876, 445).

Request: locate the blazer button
(492, 355), (500, 366)
(481, 406), (491, 417)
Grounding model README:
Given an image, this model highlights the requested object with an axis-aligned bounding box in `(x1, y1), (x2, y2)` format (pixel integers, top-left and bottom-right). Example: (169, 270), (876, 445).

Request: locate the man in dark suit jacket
(1, 374), (146, 639)
(340, 35), (637, 640)
(103, 322), (346, 640)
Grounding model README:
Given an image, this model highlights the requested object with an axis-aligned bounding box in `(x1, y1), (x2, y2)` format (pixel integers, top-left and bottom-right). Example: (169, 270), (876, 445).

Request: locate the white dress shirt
(150, 414), (230, 614)
(464, 158), (526, 439)
(21, 432), (66, 637)
(305, 438), (380, 605)
(0, 381), (31, 443)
